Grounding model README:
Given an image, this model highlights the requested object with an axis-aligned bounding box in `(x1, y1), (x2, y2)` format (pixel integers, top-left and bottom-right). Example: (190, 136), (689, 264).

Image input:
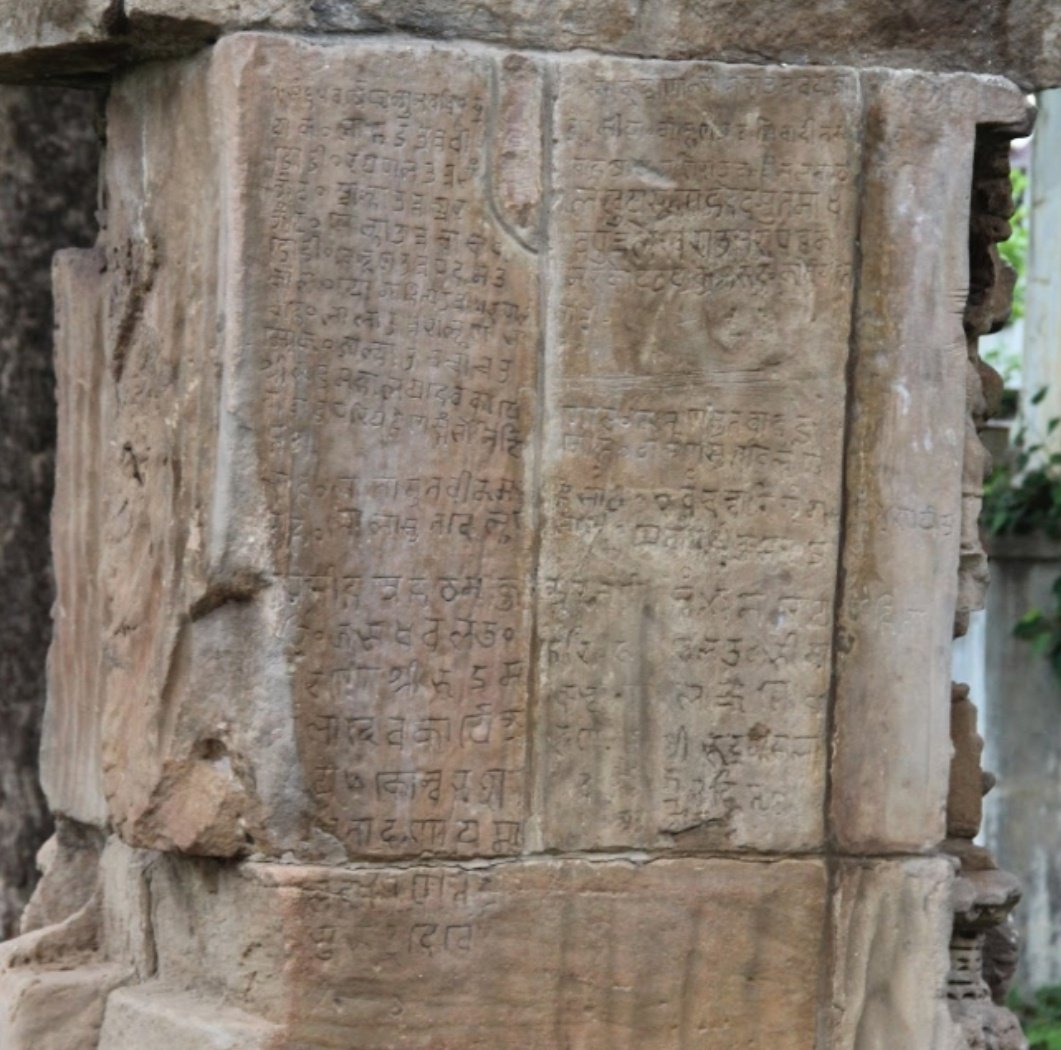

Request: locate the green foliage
(998, 167), (1030, 323)
(982, 390), (1061, 540)
(981, 392), (1061, 678)
(1010, 985), (1061, 1049)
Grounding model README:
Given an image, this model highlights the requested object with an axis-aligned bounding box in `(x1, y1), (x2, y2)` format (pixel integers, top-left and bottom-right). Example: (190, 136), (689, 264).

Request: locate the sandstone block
(98, 34), (542, 861)
(1, 2), (1061, 90)
(146, 855), (827, 1049)
(99, 986), (281, 1050)
(828, 856), (961, 1049)
(95, 38), (858, 861)
(537, 58), (858, 852)
(42, 247), (108, 828)
(829, 70), (1029, 853)
(75, 36), (1035, 868)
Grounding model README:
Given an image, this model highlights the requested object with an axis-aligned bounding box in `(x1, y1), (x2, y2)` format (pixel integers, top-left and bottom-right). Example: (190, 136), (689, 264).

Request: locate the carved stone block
(537, 58), (860, 852)
(146, 854), (828, 1049)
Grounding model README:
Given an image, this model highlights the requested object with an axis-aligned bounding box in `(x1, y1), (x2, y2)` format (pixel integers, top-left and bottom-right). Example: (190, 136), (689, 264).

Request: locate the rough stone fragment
(0, 84), (99, 936)
(0, 964), (128, 1050)
(538, 58), (858, 853)
(145, 854), (827, 1048)
(829, 71), (1028, 854)
(18, 819), (104, 936)
(0, 828), (130, 1050)
(828, 857), (961, 1050)
(948, 684), (986, 841)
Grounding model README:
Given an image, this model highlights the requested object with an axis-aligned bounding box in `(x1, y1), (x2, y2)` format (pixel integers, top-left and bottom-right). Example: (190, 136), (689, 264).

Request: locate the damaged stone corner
(940, 97), (1034, 1050)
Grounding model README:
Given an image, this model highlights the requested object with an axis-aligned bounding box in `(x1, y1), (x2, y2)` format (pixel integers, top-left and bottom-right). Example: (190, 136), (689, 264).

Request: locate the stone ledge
(988, 532), (1061, 563)
(0, 0), (1059, 88)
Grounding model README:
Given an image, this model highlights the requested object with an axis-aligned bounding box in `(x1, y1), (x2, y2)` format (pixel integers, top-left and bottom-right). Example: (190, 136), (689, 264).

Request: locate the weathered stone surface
(240, 36), (541, 861)
(538, 59), (857, 852)
(96, 34), (543, 861)
(2, 2), (1061, 89)
(42, 248), (108, 828)
(6, 28), (1038, 1050)
(0, 84), (99, 936)
(98, 45), (263, 858)
(145, 854), (827, 1048)
(948, 684), (986, 841)
(99, 986), (280, 1050)
(0, 963), (128, 1050)
(828, 857), (961, 1049)
(829, 71), (1028, 854)
(18, 819), (104, 936)
(94, 38), (859, 862)
(60, 36), (1033, 874)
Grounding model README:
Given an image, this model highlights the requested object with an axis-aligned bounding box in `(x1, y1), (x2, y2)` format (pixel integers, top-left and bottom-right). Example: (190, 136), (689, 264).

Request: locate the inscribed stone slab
(147, 855), (827, 1049)
(538, 58), (859, 852)
(228, 35), (541, 859)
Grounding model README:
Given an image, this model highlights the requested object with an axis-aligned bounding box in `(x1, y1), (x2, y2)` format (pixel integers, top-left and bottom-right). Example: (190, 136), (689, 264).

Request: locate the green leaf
(1015, 609), (1047, 639)
(1033, 386), (1049, 406)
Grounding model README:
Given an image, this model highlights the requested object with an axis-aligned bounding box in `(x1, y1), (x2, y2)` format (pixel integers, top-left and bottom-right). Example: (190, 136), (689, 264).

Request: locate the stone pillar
(0, 85), (99, 939)
(0, 27), (1038, 1050)
(982, 535), (1061, 991)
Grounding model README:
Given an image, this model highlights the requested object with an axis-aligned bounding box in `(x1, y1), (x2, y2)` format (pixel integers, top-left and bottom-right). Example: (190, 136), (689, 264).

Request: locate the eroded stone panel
(230, 36), (541, 859)
(539, 60), (859, 852)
